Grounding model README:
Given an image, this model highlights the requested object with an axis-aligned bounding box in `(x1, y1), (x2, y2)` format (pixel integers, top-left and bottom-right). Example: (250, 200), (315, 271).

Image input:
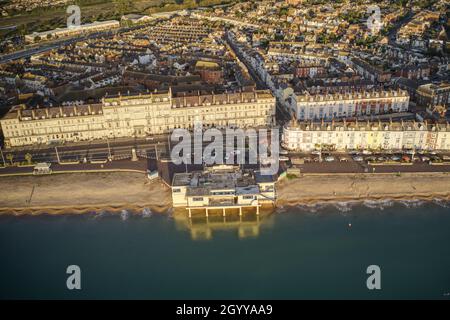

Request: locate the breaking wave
(142, 208), (153, 218)
(333, 202), (353, 214)
(120, 210), (129, 221)
(295, 203), (328, 213)
(276, 206), (287, 214)
(91, 210), (108, 220)
(399, 200), (425, 208)
(432, 199), (449, 208)
(277, 197), (445, 214)
(166, 208), (174, 219)
(363, 199), (394, 210)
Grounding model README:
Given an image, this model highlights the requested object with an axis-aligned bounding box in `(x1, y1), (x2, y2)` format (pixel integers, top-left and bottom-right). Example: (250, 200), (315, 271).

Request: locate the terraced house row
(293, 89), (410, 120)
(0, 89), (276, 147)
(282, 120), (450, 151)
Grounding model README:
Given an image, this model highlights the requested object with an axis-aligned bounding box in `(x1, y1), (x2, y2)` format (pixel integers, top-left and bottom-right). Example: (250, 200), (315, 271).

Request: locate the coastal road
(0, 129), (277, 165)
(294, 161), (450, 174)
(0, 23), (152, 64)
(1, 137), (166, 164)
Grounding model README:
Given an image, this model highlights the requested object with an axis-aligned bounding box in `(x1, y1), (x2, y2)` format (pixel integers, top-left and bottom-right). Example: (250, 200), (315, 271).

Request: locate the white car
(324, 156), (335, 162)
(311, 150), (321, 155)
(362, 150), (372, 155)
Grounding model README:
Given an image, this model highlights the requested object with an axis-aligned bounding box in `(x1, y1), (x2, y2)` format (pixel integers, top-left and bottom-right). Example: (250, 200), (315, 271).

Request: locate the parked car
(401, 155), (411, 162)
(353, 156), (364, 162)
(339, 157), (349, 162)
(391, 155), (401, 161)
(279, 156), (290, 162)
(279, 149), (289, 155)
(311, 150), (321, 155)
(362, 150), (372, 155)
(420, 156), (430, 162)
(324, 156), (335, 162)
(431, 156), (442, 162)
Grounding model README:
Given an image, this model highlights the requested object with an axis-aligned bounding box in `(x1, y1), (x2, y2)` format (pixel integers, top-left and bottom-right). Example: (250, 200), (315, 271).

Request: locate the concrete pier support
(256, 205), (260, 215)
(222, 208), (226, 217)
(188, 208), (191, 218)
(205, 208), (209, 217)
(239, 207), (242, 216)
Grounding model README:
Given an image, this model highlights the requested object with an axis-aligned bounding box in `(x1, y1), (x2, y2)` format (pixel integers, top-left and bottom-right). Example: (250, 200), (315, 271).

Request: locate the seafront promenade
(0, 159), (149, 177)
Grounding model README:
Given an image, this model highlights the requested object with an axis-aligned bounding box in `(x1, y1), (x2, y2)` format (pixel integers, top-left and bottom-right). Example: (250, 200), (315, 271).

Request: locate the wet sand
(0, 171), (449, 215)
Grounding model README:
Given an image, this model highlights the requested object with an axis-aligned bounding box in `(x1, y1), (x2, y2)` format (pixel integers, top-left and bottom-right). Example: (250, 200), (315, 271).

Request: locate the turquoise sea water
(0, 201), (450, 299)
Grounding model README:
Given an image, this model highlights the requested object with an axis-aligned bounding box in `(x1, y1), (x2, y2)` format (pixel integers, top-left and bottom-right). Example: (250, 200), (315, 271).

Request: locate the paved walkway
(0, 159), (149, 177)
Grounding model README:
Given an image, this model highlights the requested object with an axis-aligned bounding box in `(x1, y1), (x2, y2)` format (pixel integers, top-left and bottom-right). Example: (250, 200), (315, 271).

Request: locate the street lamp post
(106, 138), (112, 160)
(55, 146), (60, 164)
(154, 144), (159, 161)
(167, 132), (171, 155)
(184, 153), (190, 173)
(319, 144), (322, 163)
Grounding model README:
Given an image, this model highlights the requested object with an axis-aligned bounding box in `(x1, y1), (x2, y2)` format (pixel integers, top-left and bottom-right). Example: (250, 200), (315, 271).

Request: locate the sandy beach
(0, 171), (450, 215)
(276, 172), (450, 206)
(0, 172), (171, 215)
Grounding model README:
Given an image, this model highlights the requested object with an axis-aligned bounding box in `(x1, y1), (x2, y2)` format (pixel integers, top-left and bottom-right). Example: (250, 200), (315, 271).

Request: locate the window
(192, 197), (203, 202)
(172, 188), (181, 193)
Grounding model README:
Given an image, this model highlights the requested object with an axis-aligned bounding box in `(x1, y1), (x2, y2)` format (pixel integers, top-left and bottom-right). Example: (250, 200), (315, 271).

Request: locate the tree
(114, 0), (133, 16)
(6, 154), (14, 166)
(18, 24), (28, 36)
(25, 153), (32, 165)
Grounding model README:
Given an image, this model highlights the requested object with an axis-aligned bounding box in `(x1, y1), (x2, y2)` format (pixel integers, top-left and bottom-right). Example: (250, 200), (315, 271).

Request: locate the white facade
(25, 20), (120, 42)
(282, 120), (450, 151)
(1, 90), (275, 147)
(294, 90), (410, 120)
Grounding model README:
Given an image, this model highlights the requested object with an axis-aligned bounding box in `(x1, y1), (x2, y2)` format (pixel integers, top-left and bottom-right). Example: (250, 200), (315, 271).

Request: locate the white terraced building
(0, 89), (275, 147)
(282, 120), (450, 151)
(293, 89), (410, 120)
(25, 20), (120, 42)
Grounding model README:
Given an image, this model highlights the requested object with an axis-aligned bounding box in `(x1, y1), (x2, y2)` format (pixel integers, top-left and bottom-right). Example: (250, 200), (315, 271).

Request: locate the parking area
(286, 149), (450, 174)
